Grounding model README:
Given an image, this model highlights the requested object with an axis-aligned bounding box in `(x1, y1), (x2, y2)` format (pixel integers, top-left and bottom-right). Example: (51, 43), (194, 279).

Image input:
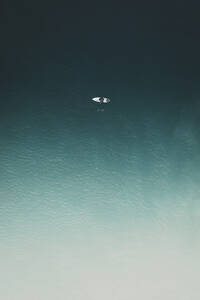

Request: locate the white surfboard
(92, 97), (111, 103)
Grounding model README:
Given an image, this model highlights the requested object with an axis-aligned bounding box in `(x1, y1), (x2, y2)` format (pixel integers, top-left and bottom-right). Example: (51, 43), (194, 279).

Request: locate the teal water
(1, 86), (200, 299)
(1, 1), (200, 299)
